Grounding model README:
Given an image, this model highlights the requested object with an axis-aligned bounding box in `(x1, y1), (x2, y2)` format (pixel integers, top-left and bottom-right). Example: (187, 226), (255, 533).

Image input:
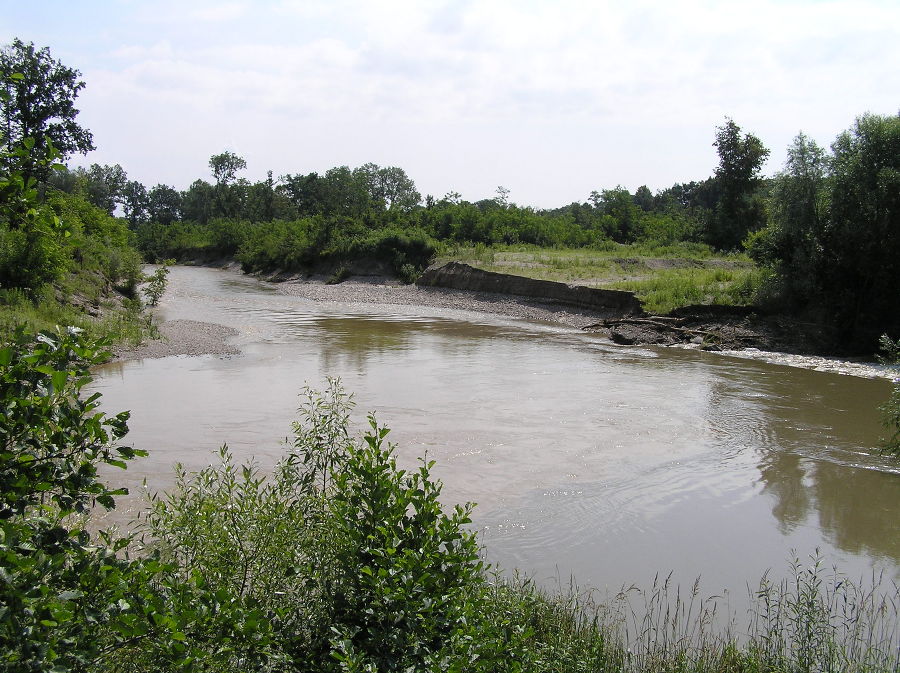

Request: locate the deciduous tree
(0, 38), (94, 181)
(707, 118), (769, 250)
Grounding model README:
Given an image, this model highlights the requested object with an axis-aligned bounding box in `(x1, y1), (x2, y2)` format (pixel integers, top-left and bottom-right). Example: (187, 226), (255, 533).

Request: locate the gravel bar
(114, 319), (240, 361)
(275, 278), (607, 328)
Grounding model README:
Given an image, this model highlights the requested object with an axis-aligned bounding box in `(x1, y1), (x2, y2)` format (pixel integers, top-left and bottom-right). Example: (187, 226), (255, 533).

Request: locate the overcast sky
(3, 0), (898, 207)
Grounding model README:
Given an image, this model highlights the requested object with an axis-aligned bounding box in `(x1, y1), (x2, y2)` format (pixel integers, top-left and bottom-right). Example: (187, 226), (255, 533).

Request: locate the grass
(438, 242), (761, 314)
(484, 557), (900, 673)
(609, 267), (764, 314)
(0, 273), (152, 348)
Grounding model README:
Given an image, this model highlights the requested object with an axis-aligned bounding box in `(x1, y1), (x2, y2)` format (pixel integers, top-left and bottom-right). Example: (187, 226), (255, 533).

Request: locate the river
(92, 265), (900, 613)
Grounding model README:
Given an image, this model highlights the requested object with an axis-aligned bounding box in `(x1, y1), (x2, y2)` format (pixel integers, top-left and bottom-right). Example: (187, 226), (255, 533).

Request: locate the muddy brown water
(92, 266), (899, 612)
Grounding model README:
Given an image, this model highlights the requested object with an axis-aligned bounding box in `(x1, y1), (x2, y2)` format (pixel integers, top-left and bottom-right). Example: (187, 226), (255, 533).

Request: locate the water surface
(93, 266), (899, 609)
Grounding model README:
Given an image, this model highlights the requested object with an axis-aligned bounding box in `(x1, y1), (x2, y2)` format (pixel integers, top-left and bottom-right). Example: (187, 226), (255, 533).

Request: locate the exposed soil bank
(416, 261), (644, 316)
(587, 305), (840, 356)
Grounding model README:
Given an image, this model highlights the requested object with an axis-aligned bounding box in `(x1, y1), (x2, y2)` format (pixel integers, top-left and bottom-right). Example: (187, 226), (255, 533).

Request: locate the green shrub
(142, 262), (171, 307)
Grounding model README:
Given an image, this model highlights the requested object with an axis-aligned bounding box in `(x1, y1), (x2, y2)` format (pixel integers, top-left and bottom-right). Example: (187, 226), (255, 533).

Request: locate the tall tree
(209, 150), (246, 218)
(707, 118), (769, 250)
(632, 185), (654, 212)
(277, 172), (325, 217)
(0, 39), (94, 181)
(181, 179), (215, 224)
(747, 132), (827, 303)
(77, 163), (128, 215)
(748, 114), (900, 349)
(595, 186), (643, 242)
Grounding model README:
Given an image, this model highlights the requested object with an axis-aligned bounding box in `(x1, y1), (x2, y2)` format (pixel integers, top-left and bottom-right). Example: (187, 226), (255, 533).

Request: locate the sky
(2, 0), (898, 208)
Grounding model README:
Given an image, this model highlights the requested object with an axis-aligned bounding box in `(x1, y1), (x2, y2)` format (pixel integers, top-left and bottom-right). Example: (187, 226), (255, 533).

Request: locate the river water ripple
(92, 266), (900, 611)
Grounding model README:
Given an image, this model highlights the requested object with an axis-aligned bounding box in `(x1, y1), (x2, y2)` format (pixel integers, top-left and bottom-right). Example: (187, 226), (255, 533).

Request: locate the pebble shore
(275, 277), (605, 327)
(113, 319), (240, 361)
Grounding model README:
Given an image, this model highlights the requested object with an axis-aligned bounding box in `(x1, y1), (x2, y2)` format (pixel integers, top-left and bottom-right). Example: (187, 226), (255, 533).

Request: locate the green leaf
(51, 370), (68, 391)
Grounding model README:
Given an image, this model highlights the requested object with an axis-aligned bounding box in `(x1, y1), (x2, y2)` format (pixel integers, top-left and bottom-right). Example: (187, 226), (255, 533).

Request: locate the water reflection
(710, 358), (900, 564)
(758, 450), (811, 534)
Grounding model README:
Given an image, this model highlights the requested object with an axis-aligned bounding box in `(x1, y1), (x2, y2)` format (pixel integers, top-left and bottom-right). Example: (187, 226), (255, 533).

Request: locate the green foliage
(0, 38), (95, 181)
(0, 327), (142, 670)
(142, 381), (488, 671)
(707, 118), (770, 250)
(326, 417), (483, 670)
(610, 266), (762, 315)
(142, 262), (170, 307)
(0, 328), (290, 672)
(748, 113), (900, 349)
(0, 141), (68, 293)
(327, 264), (351, 284)
(0, 133), (146, 344)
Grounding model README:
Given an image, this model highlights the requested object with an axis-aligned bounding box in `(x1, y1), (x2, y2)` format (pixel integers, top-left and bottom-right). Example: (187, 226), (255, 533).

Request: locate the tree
(147, 183), (183, 225)
(181, 179), (214, 224)
(121, 179), (149, 228)
(706, 118), (769, 250)
(277, 172), (326, 217)
(494, 185), (511, 208)
(746, 132), (827, 303)
(0, 141), (67, 292)
(747, 113), (900, 349)
(209, 151), (246, 218)
(633, 184), (654, 211)
(378, 166), (421, 212)
(77, 163), (128, 215)
(209, 150), (246, 186)
(0, 39), (94, 181)
(820, 113), (900, 344)
(320, 165), (370, 218)
(595, 186), (643, 242)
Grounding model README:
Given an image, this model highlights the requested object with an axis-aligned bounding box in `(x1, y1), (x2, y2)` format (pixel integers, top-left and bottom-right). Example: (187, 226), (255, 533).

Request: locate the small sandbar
(114, 319), (239, 361)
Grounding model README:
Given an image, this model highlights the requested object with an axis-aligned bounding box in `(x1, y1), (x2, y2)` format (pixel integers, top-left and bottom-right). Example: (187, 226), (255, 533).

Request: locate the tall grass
(483, 560), (899, 673)
(610, 267), (763, 314)
(437, 243), (760, 313)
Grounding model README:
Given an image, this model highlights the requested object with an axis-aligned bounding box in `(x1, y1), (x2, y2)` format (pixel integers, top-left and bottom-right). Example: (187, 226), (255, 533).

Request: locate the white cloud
(58, 0), (900, 204)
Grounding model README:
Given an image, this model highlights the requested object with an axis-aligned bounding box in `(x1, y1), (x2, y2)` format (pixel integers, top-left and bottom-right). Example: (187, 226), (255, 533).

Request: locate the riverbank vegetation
(0, 40), (149, 345)
(437, 243), (761, 314)
(2, 329), (898, 672)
